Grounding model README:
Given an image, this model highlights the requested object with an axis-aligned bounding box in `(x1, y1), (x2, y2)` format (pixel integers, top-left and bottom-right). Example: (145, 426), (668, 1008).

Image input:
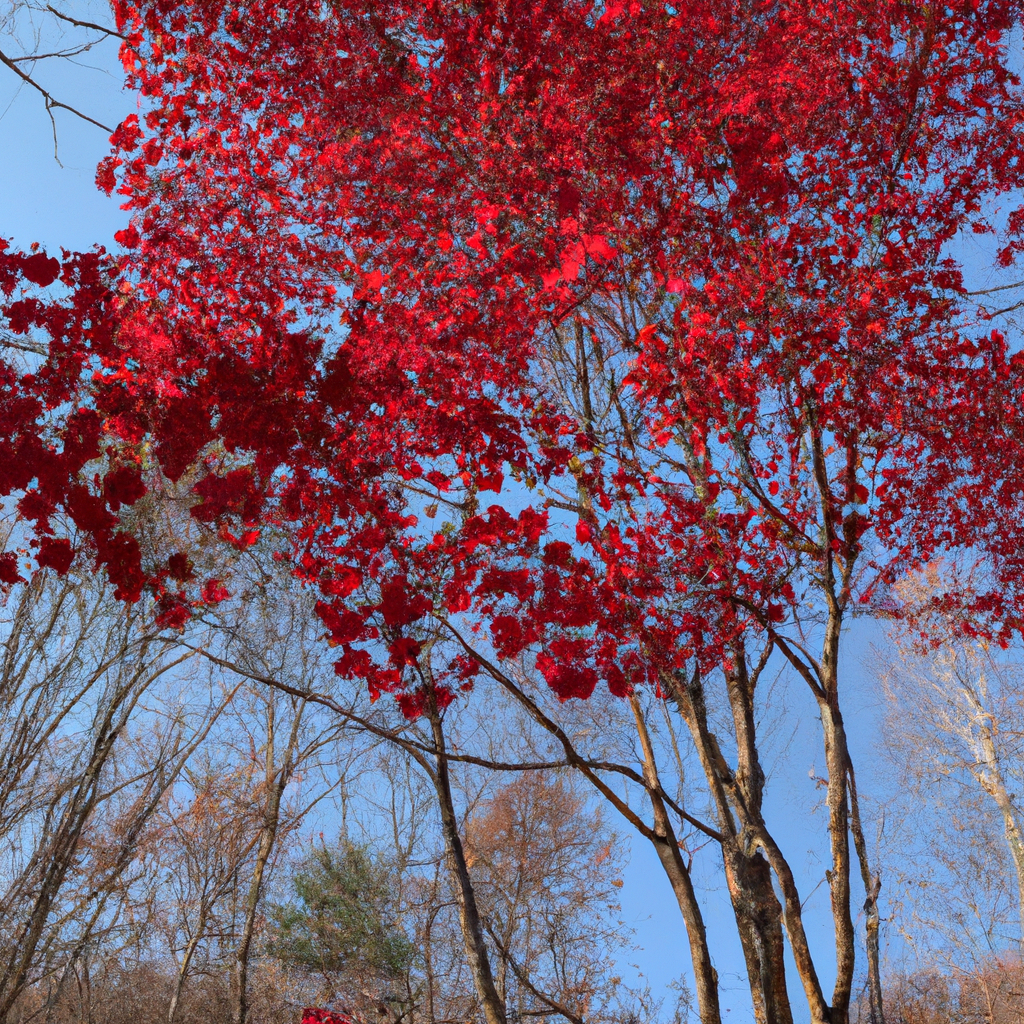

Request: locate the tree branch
(0, 45), (113, 143)
(42, 6), (127, 41)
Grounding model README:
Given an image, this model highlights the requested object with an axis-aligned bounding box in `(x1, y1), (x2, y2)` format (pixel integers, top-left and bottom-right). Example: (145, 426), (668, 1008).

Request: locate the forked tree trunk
(484, 661), (724, 1024)
(667, 668), (799, 1024)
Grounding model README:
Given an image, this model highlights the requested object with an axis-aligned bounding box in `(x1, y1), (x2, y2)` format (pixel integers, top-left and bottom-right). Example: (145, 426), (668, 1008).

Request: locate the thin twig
(966, 279), (1024, 296)
(43, 5), (126, 41)
(986, 300), (1024, 318)
(7, 42), (102, 62)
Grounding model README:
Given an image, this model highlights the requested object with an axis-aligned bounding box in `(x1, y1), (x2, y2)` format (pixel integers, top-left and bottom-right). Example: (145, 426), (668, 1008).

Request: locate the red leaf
(103, 465), (147, 511)
(322, 566), (362, 597)
(155, 595), (192, 630)
(114, 224), (140, 249)
(20, 253), (60, 287)
(599, 1), (626, 23)
(582, 234), (615, 261)
(380, 577), (431, 627)
(0, 552), (24, 585)
(167, 553), (194, 581)
(36, 537), (74, 574)
(201, 578), (230, 603)
(556, 182), (582, 216)
(192, 469), (261, 523)
(317, 601), (366, 644)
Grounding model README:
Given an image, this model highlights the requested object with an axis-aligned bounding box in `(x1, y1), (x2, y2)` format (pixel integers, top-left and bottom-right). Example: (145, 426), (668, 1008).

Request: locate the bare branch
(966, 279), (1024, 296)
(0, 335), (48, 356)
(0, 45), (113, 137)
(42, 5), (126, 41)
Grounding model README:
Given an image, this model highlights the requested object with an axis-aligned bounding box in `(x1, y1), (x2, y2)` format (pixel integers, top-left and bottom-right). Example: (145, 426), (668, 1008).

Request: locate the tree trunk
(169, 907), (209, 1024)
(231, 700), (303, 1024)
(848, 760), (884, 1024)
(821, 701), (855, 1024)
(722, 657), (795, 1024)
(668, 669), (799, 1024)
(811, 428), (856, 1024)
(0, 730), (118, 1023)
(482, 660), (722, 1024)
(629, 694), (723, 1024)
(425, 696), (507, 1024)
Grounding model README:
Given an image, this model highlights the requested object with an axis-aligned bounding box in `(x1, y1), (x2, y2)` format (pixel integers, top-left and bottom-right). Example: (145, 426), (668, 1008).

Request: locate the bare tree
(214, 592), (364, 1024)
(0, 561), (228, 1024)
(876, 565), (1024, 972)
(465, 773), (653, 1024)
(158, 755), (266, 1024)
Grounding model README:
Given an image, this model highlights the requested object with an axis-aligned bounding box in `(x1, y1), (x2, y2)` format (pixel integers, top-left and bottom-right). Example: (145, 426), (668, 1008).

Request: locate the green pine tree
(269, 839), (416, 984)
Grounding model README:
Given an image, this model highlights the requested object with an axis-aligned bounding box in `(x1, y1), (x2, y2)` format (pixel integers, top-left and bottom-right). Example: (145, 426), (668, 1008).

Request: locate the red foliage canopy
(3, 0), (1024, 699)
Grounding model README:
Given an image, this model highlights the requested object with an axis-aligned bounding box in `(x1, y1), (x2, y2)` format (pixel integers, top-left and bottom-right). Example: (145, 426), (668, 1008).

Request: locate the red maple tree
(3, 2), (1024, 1023)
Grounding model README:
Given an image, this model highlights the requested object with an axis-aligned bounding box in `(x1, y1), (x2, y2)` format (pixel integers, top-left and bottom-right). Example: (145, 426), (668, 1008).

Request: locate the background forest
(4, 2), (1024, 1024)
